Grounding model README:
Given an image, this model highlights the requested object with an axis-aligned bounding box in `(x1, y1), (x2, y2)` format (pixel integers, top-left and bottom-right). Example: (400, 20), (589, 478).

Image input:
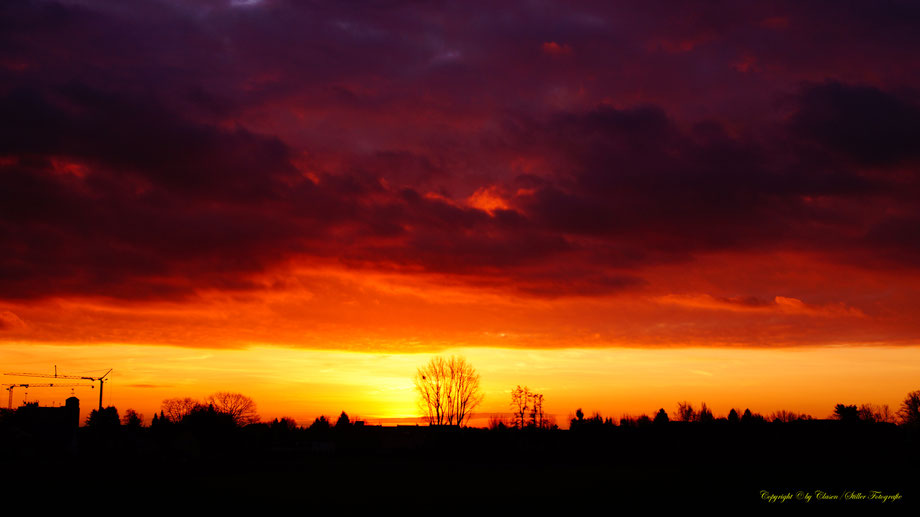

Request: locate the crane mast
(4, 367), (112, 410)
(3, 383), (93, 409)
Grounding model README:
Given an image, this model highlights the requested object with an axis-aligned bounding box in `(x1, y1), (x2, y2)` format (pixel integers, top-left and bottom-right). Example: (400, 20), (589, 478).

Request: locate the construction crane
(2, 383), (93, 409)
(4, 367), (113, 411)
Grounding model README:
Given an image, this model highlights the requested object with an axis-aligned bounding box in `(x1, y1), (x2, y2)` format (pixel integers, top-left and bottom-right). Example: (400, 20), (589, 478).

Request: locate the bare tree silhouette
(160, 397), (200, 423)
(510, 385), (531, 429)
(858, 404), (893, 423)
(769, 409), (813, 423)
(509, 386), (548, 429)
(676, 401), (696, 422)
(530, 392), (546, 429)
(415, 356), (484, 426)
(207, 392), (260, 426)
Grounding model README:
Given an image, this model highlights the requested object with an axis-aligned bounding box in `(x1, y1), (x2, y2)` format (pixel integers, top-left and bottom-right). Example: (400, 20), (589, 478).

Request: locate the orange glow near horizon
(4, 342), (919, 428)
(4, 251), (919, 350)
(3, 250), (920, 426)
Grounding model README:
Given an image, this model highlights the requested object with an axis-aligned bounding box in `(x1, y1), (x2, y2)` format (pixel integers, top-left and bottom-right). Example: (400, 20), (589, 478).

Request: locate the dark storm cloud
(2, 0), (920, 301)
(790, 81), (920, 166)
(0, 85), (297, 200)
(516, 98), (894, 258)
(0, 82), (357, 299)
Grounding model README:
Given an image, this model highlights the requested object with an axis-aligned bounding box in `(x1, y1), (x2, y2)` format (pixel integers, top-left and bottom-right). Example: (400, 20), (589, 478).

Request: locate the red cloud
(542, 41), (573, 56)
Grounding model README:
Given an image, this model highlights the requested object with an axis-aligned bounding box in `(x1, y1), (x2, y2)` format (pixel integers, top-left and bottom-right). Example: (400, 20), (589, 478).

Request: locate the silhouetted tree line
(3, 386), (920, 477)
(4, 385), (919, 510)
(561, 391), (920, 432)
(155, 392), (259, 426)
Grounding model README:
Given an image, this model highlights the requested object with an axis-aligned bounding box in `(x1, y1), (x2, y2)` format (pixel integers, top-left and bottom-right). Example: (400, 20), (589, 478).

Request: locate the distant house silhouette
(15, 396), (80, 430)
(7, 396), (80, 452)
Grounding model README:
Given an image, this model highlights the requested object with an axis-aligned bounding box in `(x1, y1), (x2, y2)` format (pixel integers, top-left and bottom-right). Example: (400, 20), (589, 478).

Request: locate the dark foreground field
(4, 419), (917, 509)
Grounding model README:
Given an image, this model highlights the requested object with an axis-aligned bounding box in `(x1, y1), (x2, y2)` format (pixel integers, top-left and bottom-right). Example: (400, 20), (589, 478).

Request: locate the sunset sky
(3, 0), (920, 426)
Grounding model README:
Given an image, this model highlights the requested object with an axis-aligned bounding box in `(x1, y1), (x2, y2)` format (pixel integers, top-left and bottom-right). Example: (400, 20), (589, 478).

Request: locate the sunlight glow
(4, 342), (919, 427)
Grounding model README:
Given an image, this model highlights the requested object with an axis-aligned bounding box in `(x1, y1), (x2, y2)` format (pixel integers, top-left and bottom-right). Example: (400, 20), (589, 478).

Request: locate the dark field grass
(4, 421), (916, 509)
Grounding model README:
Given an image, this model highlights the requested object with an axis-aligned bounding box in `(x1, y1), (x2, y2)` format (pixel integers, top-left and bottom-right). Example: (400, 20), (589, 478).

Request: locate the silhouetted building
(16, 396), (80, 430)
(7, 397), (80, 454)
